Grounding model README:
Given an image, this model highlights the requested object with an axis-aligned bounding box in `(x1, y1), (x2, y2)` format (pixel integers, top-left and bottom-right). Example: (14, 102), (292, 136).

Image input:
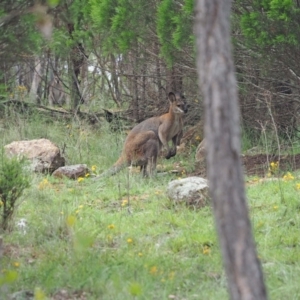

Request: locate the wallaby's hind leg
(144, 138), (159, 177)
(139, 132), (160, 177)
(146, 156), (157, 177)
(140, 164), (147, 177)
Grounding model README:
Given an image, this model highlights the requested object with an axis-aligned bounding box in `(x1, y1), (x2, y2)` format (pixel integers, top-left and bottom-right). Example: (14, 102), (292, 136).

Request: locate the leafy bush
(0, 153), (30, 231)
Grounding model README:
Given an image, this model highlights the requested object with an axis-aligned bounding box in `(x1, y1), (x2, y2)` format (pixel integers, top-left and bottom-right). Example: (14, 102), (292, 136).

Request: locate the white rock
(167, 176), (210, 209)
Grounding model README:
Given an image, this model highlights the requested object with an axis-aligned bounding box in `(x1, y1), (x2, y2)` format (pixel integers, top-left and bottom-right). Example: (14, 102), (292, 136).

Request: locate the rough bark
(67, 24), (86, 110)
(132, 46), (139, 121)
(195, 1), (267, 300)
(48, 76), (66, 106)
(166, 66), (182, 94)
(29, 57), (43, 103)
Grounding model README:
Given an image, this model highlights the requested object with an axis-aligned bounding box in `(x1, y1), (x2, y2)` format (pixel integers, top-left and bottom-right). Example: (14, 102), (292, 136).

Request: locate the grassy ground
(1, 112), (300, 299)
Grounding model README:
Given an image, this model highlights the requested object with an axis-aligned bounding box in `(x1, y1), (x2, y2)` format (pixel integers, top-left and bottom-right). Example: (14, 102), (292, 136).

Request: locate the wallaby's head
(168, 92), (188, 114)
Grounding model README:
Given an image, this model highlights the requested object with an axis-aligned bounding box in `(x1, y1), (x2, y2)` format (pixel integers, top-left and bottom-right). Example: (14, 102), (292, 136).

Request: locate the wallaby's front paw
(165, 149), (176, 159)
(169, 149), (176, 158)
(165, 152), (172, 159)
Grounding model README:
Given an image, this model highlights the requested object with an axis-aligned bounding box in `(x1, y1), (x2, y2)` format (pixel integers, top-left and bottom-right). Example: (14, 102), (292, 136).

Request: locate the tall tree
(195, 1), (267, 299)
(0, 1), (44, 96)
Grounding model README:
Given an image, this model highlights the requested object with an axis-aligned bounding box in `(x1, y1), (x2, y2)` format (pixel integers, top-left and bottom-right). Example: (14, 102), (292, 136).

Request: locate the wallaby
(97, 92), (187, 178)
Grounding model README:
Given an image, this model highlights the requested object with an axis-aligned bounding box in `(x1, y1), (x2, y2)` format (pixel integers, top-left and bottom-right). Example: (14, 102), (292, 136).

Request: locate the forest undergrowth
(0, 112), (300, 299)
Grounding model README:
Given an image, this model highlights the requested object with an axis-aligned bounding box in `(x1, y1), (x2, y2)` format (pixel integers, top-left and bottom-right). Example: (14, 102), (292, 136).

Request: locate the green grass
(0, 112), (300, 299)
(241, 126), (300, 155)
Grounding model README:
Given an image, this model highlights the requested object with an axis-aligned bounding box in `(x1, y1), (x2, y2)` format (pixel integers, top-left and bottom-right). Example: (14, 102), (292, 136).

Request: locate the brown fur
(98, 92), (187, 178)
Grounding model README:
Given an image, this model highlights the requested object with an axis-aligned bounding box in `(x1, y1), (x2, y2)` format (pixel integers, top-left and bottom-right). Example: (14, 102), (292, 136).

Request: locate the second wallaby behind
(99, 92), (187, 178)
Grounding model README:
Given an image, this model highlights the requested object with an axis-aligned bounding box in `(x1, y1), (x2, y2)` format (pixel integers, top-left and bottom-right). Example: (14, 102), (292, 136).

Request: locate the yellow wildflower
(85, 173), (90, 178)
(149, 266), (157, 275)
(38, 178), (51, 190)
(121, 199), (128, 207)
(138, 252), (143, 257)
(91, 165), (97, 172)
(270, 161), (279, 169)
(0, 200), (3, 206)
(13, 262), (20, 268)
(273, 205), (278, 210)
(107, 224), (115, 229)
(34, 287), (46, 300)
(77, 177), (84, 183)
(256, 221), (264, 228)
(168, 271), (175, 280)
(127, 238), (133, 244)
(66, 215), (76, 227)
(203, 245), (211, 255)
(296, 183), (300, 190)
(283, 172), (294, 181)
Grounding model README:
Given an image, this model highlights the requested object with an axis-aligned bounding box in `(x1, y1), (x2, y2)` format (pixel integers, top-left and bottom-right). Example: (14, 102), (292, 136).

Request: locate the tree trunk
(29, 57), (42, 104)
(80, 53), (89, 104)
(132, 46), (139, 121)
(43, 49), (51, 104)
(110, 54), (121, 105)
(166, 66), (183, 93)
(67, 24), (85, 111)
(195, 1), (267, 300)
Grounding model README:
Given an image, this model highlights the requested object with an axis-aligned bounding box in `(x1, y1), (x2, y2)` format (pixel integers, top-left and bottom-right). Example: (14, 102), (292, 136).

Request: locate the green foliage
(0, 270), (18, 287)
(156, 0), (177, 65)
(0, 154), (30, 231)
(172, 0), (195, 49)
(47, 0), (60, 8)
(240, 0), (300, 47)
(157, 0), (194, 66)
(89, 0), (195, 62)
(0, 3), (44, 60)
(49, 0), (93, 57)
(90, 0), (151, 53)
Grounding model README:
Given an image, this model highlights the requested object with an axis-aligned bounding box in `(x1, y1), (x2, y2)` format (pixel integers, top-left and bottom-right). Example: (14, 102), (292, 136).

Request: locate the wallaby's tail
(94, 156), (127, 179)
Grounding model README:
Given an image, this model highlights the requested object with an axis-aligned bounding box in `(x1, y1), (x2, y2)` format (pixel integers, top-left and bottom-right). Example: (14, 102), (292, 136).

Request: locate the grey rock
(4, 139), (65, 173)
(52, 164), (89, 180)
(167, 176), (210, 209)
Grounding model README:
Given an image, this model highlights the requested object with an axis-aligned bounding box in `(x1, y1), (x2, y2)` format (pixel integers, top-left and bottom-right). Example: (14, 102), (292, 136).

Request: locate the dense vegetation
(0, 0), (299, 135)
(1, 0), (300, 298)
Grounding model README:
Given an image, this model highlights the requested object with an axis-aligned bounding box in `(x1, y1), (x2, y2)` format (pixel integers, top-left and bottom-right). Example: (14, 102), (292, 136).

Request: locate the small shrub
(0, 153), (30, 231)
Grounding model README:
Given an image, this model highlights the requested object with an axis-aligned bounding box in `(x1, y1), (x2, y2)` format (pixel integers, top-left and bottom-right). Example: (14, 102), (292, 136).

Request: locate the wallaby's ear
(168, 92), (176, 102)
